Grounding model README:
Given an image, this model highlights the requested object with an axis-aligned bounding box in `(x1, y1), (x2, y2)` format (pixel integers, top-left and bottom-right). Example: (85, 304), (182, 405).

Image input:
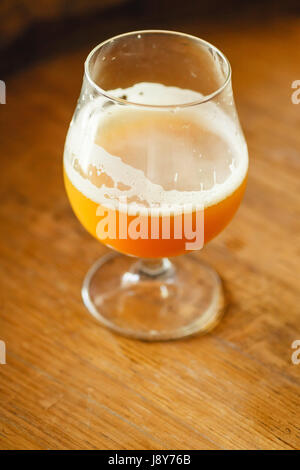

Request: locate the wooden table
(0, 14), (299, 450)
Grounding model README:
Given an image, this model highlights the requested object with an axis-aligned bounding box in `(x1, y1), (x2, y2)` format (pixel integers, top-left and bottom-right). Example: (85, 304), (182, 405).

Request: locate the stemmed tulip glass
(64, 30), (248, 340)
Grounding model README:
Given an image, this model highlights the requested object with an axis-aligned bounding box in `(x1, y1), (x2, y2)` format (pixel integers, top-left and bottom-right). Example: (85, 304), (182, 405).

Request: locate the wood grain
(0, 14), (299, 450)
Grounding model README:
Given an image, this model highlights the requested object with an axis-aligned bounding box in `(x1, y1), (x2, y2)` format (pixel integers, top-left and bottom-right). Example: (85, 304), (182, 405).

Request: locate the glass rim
(84, 29), (232, 109)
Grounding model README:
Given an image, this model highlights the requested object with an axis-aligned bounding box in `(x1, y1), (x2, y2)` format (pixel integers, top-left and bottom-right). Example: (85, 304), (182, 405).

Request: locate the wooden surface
(0, 14), (300, 450)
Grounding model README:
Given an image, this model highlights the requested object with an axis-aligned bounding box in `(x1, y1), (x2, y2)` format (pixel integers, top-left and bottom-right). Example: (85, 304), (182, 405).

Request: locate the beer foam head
(64, 82), (248, 214)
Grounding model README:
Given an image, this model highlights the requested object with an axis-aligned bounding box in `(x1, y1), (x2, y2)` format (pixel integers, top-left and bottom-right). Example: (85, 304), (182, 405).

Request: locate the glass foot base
(82, 253), (225, 341)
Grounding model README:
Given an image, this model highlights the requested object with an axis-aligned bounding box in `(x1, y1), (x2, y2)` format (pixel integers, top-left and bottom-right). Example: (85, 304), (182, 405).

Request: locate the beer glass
(64, 30), (248, 340)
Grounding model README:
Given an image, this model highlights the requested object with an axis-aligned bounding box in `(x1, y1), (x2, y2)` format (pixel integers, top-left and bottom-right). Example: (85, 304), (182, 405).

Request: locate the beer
(64, 82), (248, 258)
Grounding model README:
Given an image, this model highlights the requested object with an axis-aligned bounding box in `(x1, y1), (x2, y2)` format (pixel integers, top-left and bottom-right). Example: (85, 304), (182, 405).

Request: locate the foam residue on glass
(64, 83), (248, 215)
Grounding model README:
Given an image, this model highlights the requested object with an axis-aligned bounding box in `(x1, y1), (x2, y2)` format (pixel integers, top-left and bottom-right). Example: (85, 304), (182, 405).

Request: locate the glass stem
(138, 258), (172, 277)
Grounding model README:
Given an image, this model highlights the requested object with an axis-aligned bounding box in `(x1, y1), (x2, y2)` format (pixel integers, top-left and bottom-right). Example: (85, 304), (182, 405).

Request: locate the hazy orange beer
(64, 171), (247, 258)
(64, 104), (247, 258)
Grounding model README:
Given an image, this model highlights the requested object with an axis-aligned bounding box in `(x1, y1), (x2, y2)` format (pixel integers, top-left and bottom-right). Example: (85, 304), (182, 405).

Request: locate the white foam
(64, 82), (248, 215)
